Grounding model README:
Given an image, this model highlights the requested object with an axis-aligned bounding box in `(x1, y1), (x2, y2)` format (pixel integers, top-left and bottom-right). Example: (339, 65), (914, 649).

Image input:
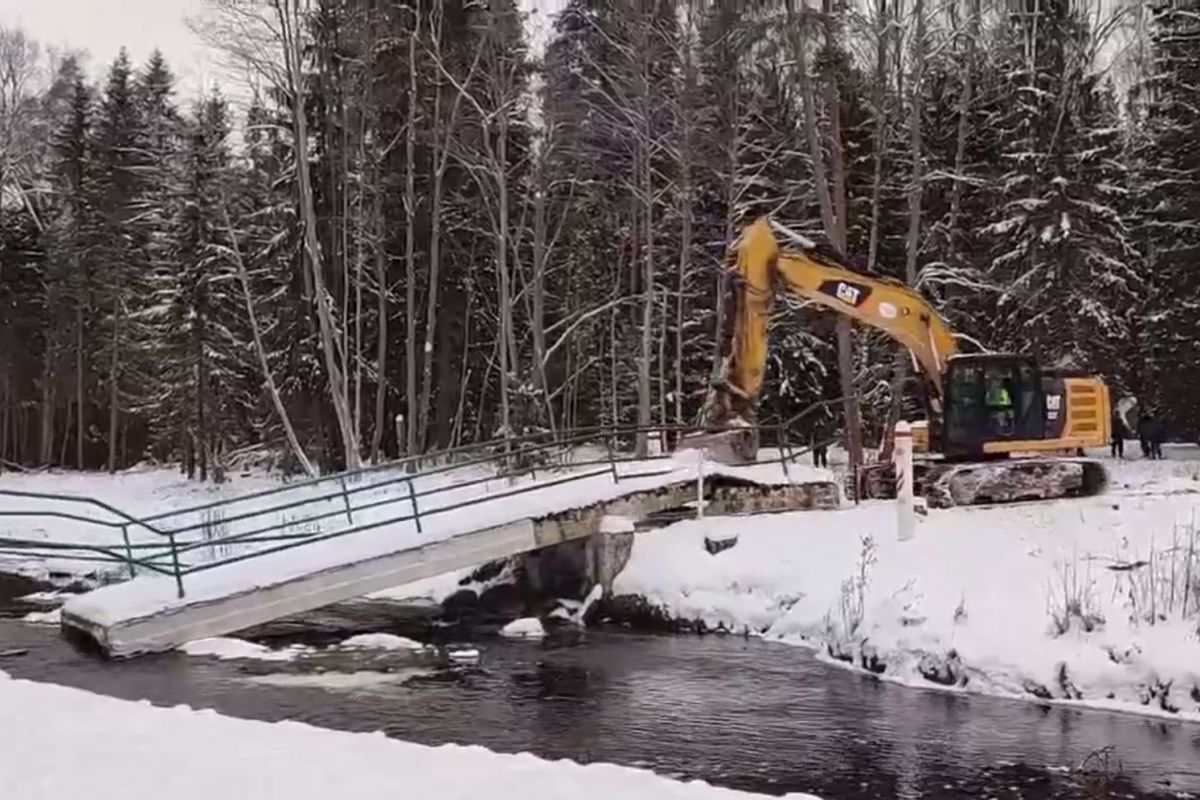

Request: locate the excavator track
(856, 458), (1109, 508)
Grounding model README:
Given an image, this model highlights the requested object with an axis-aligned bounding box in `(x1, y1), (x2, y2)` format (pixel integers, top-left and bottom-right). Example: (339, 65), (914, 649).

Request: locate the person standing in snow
(1110, 410), (1127, 458)
(1137, 412), (1152, 458)
(810, 415), (830, 469)
(1148, 414), (1167, 460)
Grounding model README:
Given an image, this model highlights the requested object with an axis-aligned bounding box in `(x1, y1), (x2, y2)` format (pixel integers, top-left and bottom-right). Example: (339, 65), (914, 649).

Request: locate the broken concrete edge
(61, 476), (839, 658)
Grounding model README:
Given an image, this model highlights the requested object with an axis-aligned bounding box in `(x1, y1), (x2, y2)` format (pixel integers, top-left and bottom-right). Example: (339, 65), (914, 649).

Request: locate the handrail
(0, 489), (167, 535)
(137, 420), (802, 527)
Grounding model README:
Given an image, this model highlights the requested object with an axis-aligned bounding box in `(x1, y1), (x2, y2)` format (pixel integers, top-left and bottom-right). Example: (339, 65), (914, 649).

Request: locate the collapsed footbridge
(0, 428), (839, 658)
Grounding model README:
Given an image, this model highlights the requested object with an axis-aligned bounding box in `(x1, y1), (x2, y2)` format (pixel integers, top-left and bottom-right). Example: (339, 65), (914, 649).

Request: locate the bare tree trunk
(197, 308), (209, 482)
(39, 348), (55, 465)
(369, 157), (388, 463)
(675, 193), (691, 427)
(60, 399), (72, 466)
(0, 368), (8, 469)
(404, 6), (420, 457)
(676, 6), (696, 426)
(353, 111), (366, 447)
(276, 0), (360, 471)
(867, 0), (890, 271)
(610, 222), (623, 428)
(223, 203), (316, 478)
(75, 289), (83, 469)
(883, 0), (929, 460)
(450, 277), (475, 449)
(106, 299), (121, 474)
(530, 147), (552, 431)
(713, 95), (740, 375)
(903, 0), (927, 289)
(946, 0), (978, 261)
(794, 1), (862, 467)
(824, 6), (861, 467)
(418, 30), (449, 449)
(636, 152), (654, 455)
(635, 23), (655, 457)
(659, 292), (670, 428)
(497, 108), (515, 442)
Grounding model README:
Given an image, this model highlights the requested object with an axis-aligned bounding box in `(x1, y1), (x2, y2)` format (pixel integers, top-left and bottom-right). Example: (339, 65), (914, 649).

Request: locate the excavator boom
(699, 217), (956, 459)
(729, 218), (958, 399)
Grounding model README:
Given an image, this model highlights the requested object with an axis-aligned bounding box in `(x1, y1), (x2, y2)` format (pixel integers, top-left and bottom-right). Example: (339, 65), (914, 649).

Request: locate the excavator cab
(941, 354), (1046, 457)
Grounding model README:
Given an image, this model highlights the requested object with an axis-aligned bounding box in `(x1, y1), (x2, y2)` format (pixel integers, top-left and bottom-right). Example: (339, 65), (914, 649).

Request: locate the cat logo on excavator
(835, 282), (861, 305)
(818, 278), (872, 308)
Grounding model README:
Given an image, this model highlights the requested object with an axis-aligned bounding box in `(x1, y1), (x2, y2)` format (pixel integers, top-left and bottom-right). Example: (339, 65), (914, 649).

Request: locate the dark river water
(2, 606), (1200, 800)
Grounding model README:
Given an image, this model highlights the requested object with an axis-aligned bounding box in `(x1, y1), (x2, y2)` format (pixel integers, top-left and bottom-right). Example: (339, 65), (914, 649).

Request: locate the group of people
(1111, 409), (1168, 460)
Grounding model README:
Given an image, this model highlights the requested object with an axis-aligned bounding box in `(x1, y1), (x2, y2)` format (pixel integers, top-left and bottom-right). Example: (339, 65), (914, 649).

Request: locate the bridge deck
(61, 456), (836, 657)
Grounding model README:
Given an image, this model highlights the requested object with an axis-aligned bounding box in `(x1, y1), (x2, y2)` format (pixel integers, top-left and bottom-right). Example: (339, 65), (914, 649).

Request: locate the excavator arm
(702, 217), (956, 450)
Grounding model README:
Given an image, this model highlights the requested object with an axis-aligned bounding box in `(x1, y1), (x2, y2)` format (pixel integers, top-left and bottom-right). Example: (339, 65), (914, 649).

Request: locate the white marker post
(894, 421), (915, 542)
(696, 451), (706, 520)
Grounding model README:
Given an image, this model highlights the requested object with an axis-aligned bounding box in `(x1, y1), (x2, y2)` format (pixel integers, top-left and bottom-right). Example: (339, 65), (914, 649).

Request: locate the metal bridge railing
(0, 406), (841, 601)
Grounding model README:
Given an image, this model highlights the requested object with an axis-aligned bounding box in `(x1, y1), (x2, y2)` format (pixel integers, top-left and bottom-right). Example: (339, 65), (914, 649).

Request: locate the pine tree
(981, 1), (1136, 377)
(47, 56), (96, 468)
(1129, 0), (1200, 432)
(91, 49), (156, 471)
(157, 91), (248, 480)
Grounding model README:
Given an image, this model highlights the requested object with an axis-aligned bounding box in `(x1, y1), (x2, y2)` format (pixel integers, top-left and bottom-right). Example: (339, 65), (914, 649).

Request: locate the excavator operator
(986, 376), (1014, 435)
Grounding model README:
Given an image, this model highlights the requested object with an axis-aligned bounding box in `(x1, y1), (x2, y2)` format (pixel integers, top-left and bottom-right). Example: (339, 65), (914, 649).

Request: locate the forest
(0, 0), (1196, 479)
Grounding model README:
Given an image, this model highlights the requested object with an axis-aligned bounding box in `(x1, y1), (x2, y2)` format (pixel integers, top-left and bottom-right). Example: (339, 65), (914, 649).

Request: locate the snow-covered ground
(614, 449), (1200, 721)
(0, 671), (819, 800)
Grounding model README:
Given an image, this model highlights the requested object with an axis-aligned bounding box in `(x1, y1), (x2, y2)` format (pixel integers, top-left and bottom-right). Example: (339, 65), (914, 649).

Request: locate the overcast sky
(0, 0), (220, 102)
(0, 0), (565, 103)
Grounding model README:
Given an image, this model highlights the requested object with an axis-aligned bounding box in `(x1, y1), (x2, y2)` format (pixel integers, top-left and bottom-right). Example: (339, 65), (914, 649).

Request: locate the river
(2, 609), (1199, 799)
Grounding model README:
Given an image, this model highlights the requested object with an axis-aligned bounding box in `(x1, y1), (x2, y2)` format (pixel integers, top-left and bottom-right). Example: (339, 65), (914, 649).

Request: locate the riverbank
(0, 669), (822, 800)
(609, 453), (1200, 722)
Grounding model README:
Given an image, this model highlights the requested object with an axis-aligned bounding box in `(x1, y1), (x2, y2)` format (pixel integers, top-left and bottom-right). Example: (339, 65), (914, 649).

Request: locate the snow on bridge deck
(61, 455), (837, 657)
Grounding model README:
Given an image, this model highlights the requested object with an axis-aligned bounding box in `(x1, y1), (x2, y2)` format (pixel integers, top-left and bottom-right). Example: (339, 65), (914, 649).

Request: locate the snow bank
(339, 633), (427, 651)
(0, 673), (820, 800)
(21, 608), (61, 625)
(180, 633), (430, 659)
(501, 617), (546, 639)
(614, 455), (1200, 720)
(179, 638), (310, 662)
(600, 514), (636, 533)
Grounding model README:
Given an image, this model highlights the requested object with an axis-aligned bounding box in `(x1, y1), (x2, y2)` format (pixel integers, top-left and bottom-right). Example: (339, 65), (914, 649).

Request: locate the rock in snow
(21, 608), (61, 625)
(501, 617), (546, 639)
(448, 648), (481, 663)
(0, 671), (821, 800)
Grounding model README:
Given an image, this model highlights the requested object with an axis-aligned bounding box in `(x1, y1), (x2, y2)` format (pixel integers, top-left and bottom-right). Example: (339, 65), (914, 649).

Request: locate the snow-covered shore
(612, 453), (1200, 721)
(0, 671), (819, 800)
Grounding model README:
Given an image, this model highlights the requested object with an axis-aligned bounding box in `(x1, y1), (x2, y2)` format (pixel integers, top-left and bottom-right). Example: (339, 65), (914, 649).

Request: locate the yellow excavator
(689, 217), (1111, 508)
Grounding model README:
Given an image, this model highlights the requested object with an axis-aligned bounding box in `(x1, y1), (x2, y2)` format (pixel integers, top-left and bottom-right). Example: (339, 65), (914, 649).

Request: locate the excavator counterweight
(685, 217), (1111, 509)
